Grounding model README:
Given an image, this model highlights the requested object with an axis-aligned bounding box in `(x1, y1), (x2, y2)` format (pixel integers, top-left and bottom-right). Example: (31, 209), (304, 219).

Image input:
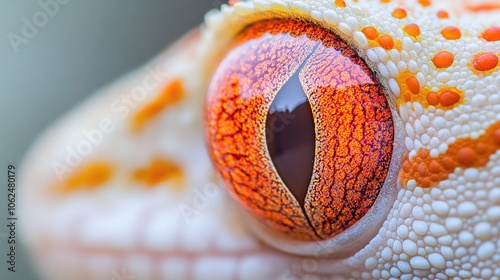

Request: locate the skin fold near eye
(205, 19), (394, 241)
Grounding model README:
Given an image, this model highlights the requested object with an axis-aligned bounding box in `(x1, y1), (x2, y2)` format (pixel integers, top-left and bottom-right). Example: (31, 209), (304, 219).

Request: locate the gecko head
(20, 0), (500, 279)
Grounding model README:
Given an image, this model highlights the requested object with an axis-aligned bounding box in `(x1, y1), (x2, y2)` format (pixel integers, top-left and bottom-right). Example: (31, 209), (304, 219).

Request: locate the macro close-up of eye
(7, 0), (500, 279)
(205, 19), (400, 253)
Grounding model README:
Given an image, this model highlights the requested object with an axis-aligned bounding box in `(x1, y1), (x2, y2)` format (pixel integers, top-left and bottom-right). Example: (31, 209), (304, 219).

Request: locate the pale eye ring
(205, 19), (405, 256)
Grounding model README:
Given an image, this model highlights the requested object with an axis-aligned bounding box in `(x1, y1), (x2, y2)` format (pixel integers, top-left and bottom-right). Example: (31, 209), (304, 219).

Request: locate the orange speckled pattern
(438, 90), (461, 106)
(418, 0), (431, 7)
(466, 2), (500, 12)
(482, 26), (500, 41)
(437, 10), (450, 18)
(206, 19), (394, 240)
(392, 8), (407, 19)
(405, 76), (420, 94)
(378, 34), (395, 49)
(473, 52), (499, 71)
(401, 122), (500, 188)
(206, 20), (323, 241)
(362, 26), (379, 40)
(299, 29), (394, 239)
(397, 70), (464, 109)
(365, 30), (402, 50)
(58, 162), (113, 193)
(403, 23), (421, 37)
(441, 26), (461, 40)
(133, 158), (183, 187)
(131, 79), (184, 132)
(432, 51), (454, 68)
(335, 0), (346, 8)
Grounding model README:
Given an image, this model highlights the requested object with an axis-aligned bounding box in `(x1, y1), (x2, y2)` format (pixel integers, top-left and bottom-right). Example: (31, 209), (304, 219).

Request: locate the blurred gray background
(0, 1), (215, 279)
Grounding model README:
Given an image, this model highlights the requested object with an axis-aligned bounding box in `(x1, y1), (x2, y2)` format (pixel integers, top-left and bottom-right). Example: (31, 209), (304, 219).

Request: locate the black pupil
(265, 68), (315, 208)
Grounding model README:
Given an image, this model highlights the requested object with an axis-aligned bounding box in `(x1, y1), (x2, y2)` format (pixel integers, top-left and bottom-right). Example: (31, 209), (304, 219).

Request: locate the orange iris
(205, 19), (394, 241)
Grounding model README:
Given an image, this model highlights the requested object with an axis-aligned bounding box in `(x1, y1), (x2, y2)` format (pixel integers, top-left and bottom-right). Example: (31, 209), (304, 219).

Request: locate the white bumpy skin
(20, 0), (500, 279)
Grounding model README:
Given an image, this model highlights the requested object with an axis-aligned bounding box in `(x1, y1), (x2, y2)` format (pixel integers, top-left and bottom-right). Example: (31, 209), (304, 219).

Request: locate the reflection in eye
(265, 67), (315, 211)
(205, 19), (394, 241)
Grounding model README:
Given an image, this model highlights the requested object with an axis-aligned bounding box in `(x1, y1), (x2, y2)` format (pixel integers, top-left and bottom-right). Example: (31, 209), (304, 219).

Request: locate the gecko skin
(19, 0), (500, 279)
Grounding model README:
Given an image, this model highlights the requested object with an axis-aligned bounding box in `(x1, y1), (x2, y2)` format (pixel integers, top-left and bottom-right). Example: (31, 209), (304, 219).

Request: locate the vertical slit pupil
(265, 69), (315, 208)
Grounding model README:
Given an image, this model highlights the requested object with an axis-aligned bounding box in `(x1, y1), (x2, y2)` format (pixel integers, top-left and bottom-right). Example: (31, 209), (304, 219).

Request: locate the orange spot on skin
(439, 90), (461, 107)
(494, 129), (500, 145)
(401, 122), (500, 188)
(466, 3), (500, 12)
(335, 0), (347, 7)
(403, 92), (411, 102)
(392, 8), (407, 19)
(441, 26), (461, 40)
(228, 0), (240, 6)
(131, 79), (184, 132)
(59, 162), (113, 193)
(380, 0), (391, 3)
(406, 77), (420, 94)
(456, 147), (477, 166)
(419, 149), (429, 159)
(418, 162), (429, 176)
(418, 0), (431, 6)
(473, 52), (499, 71)
(426, 92), (440, 106)
(437, 10), (449, 18)
(429, 160), (441, 173)
(403, 24), (421, 37)
(397, 70), (463, 109)
(378, 35), (394, 49)
(482, 26), (500, 41)
(362, 26), (379, 40)
(432, 51), (454, 68)
(133, 158), (183, 187)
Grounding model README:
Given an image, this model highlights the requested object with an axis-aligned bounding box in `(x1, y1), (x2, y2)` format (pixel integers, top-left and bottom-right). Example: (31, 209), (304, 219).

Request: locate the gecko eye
(205, 19), (398, 254)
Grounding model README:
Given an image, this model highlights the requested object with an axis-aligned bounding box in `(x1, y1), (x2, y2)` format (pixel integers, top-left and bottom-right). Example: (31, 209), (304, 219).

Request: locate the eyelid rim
(241, 106), (405, 258)
(204, 7), (400, 107)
